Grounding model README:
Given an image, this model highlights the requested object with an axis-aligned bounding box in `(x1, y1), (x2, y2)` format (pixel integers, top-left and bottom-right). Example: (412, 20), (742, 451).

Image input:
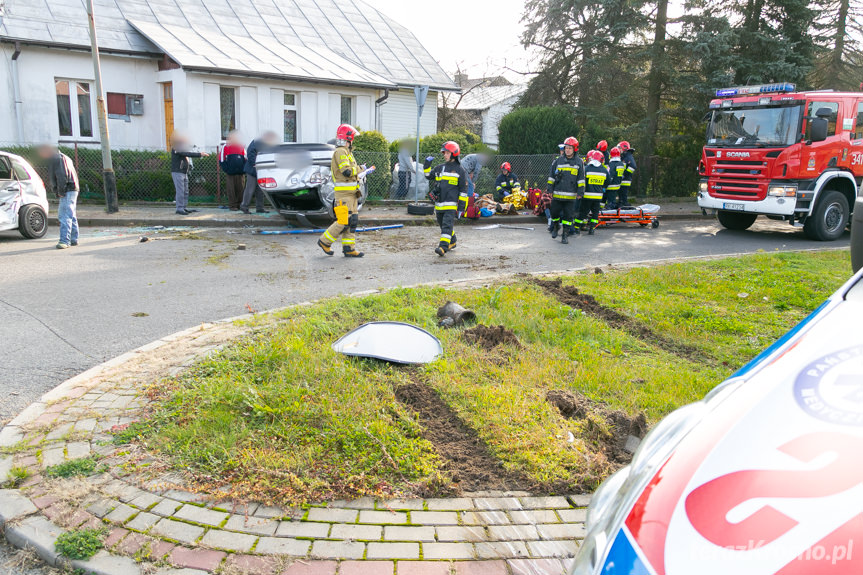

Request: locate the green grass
(54, 528), (104, 560)
(44, 457), (99, 479)
(131, 251), (851, 504)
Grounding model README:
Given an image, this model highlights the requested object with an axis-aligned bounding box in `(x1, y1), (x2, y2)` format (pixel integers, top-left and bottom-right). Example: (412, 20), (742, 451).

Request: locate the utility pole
(85, 0), (119, 213)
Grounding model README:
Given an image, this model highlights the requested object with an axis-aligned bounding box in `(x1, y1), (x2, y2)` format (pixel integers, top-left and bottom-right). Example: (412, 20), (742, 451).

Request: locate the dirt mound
(547, 389), (648, 465)
(533, 277), (700, 360)
(462, 325), (522, 350)
(395, 381), (528, 494)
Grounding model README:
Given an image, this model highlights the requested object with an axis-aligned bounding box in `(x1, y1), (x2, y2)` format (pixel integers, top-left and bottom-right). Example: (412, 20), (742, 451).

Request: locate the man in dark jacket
(39, 144), (79, 249)
(617, 141), (637, 207)
(425, 141), (468, 257)
(547, 137), (585, 244)
(219, 131), (246, 211)
(494, 162), (519, 201)
(171, 132), (209, 216)
(240, 131), (279, 214)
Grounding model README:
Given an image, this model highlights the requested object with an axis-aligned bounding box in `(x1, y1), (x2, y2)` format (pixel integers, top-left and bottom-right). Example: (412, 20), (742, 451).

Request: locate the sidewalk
(54, 199), (707, 229)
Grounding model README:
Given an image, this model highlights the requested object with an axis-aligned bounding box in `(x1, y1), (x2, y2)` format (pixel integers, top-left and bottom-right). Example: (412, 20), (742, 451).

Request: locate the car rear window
(11, 159), (30, 180)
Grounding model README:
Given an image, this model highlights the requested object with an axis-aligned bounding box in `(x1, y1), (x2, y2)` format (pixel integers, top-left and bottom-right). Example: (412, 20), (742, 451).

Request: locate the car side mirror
(809, 117), (829, 143)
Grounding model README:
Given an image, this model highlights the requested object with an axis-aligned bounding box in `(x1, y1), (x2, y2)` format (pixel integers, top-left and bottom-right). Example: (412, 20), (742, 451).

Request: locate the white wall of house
(481, 94), (521, 149)
(378, 89), (439, 142)
(0, 44), (439, 151)
(0, 45), (163, 148)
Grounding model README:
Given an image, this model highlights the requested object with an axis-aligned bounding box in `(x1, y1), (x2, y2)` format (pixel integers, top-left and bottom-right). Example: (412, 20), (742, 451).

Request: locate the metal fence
(3, 144), (678, 203)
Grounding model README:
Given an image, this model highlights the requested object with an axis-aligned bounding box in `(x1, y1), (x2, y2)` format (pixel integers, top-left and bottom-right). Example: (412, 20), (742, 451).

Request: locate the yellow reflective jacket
(331, 145), (360, 194)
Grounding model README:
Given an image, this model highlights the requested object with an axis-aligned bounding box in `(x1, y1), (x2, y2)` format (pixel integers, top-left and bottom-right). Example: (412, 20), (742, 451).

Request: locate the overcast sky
(369, 0), (534, 83)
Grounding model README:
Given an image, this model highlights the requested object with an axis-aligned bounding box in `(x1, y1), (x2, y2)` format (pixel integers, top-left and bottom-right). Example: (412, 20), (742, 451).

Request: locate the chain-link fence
(2, 144), (676, 204)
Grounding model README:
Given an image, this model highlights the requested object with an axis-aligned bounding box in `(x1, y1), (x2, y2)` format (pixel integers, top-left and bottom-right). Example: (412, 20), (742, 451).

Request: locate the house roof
(0, 0), (457, 91)
(441, 84), (526, 111)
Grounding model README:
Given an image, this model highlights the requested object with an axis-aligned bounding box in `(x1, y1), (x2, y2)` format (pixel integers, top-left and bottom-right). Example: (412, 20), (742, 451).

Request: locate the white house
(439, 83), (526, 149)
(0, 0), (457, 151)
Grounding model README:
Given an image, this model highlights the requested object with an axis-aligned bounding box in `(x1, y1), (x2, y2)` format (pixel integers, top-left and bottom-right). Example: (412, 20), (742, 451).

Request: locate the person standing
(219, 131), (246, 211)
(424, 141), (467, 257)
(547, 137), (585, 244)
(318, 124), (365, 258)
(240, 130), (278, 214)
(39, 144), (79, 249)
(577, 150), (609, 235)
(170, 132), (209, 216)
(396, 140), (413, 199)
(595, 140), (610, 166)
(494, 162), (520, 201)
(617, 141), (637, 207)
(605, 146), (625, 208)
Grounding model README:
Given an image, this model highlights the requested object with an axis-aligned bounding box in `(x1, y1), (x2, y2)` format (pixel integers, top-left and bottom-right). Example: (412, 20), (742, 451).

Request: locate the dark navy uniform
(494, 172), (520, 201)
(620, 150), (637, 206)
(425, 158), (468, 251)
(606, 157), (625, 207)
(547, 154), (585, 239)
(577, 160), (608, 233)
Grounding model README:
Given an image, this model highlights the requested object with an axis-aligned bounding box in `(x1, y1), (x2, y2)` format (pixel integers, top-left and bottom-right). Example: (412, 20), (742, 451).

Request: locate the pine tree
(811, 0), (863, 89)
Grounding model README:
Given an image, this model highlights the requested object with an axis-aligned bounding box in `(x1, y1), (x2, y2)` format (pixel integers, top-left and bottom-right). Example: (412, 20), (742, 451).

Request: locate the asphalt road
(0, 218), (850, 425)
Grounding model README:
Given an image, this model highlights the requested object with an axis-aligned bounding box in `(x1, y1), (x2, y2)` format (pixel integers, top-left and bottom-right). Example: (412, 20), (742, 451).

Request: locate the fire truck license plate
(723, 202), (745, 211)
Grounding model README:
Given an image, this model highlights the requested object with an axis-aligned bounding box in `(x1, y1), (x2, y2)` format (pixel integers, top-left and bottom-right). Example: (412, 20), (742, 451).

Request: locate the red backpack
(527, 188), (543, 210)
(464, 194), (481, 219)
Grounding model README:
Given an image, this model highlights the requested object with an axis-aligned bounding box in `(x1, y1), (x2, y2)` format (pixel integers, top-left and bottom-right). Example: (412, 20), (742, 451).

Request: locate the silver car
(255, 143), (367, 226)
(0, 151), (49, 239)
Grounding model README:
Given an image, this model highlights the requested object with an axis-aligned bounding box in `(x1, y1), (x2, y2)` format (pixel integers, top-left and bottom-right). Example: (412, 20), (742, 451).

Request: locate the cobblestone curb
(0, 294), (591, 575)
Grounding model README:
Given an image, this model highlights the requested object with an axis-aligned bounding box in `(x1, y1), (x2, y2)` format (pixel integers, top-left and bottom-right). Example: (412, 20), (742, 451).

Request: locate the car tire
(407, 203), (435, 216)
(18, 204), (48, 239)
(717, 210), (757, 231)
(804, 190), (849, 241)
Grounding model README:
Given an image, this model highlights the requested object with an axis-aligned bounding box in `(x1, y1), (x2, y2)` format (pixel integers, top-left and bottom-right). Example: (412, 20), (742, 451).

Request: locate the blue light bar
(715, 83), (796, 98)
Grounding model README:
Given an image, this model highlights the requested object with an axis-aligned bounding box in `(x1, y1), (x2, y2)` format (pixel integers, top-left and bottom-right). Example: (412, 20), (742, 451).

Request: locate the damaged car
(255, 143), (367, 226)
(0, 151), (49, 239)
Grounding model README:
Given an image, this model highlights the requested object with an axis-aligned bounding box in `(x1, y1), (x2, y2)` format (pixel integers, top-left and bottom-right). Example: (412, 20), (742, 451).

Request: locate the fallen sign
(475, 224), (535, 231)
(258, 224), (404, 235)
(332, 321), (443, 364)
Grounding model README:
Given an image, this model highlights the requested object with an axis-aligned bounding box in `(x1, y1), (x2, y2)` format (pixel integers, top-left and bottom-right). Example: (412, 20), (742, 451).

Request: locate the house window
(219, 87), (236, 139)
(283, 92), (298, 143)
(340, 96), (353, 125)
(56, 79), (95, 139)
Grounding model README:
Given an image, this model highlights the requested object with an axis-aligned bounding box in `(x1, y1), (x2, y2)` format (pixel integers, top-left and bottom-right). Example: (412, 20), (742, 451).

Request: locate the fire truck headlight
(768, 184), (798, 197)
(699, 180), (708, 195)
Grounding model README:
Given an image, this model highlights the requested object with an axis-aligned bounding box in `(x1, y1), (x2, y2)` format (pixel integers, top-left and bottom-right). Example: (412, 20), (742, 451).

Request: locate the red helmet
(596, 140), (608, 152)
(609, 146), (622, 158)
(441, 141), (460, 157)
(336, 124), (359, 142)
(618, 140), (631, 152)
(501, 162), (512, 172)
(563, 137), (579, 151)
(587, 150), (604, 162)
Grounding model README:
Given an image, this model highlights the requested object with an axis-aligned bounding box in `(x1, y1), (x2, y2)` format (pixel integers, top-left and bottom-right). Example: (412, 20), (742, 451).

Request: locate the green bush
(55, 528), (104, 560)
(351, 130), (392, 200)
(419, 131), (474, 158)
(498, 106), (581, 154)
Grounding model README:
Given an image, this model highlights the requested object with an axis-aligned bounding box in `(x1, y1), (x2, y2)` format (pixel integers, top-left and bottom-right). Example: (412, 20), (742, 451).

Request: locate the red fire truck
(697, 83), (862, 241)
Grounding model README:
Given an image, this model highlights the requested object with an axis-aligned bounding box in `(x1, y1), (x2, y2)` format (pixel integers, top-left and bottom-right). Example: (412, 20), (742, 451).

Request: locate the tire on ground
(407, 203), (435, 216)
(804, 190), (849, 242)
(18, 204), (48, 239)
(717, 210), (758, 231)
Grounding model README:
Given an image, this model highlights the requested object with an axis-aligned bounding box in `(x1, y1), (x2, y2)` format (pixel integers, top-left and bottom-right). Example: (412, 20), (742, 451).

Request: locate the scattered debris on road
(437, 301), (476, 328)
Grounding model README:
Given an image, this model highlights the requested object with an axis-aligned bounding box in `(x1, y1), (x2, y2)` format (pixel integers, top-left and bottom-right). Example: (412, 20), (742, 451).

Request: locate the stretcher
(597, 203), (661, 228)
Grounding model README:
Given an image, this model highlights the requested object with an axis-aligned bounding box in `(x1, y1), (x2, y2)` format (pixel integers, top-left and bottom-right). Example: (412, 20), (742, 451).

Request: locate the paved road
(0, 219), (849, 425)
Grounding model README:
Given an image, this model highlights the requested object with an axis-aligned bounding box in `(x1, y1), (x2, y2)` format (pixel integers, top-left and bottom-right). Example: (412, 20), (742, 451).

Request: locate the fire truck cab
(697, 83), (863, 241)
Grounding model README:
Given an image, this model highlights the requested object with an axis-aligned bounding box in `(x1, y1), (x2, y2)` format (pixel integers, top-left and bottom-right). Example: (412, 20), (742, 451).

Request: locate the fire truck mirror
(810, 117), (829, 143)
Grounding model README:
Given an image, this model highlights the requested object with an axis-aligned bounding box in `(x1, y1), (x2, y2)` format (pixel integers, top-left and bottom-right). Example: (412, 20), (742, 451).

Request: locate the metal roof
(0, 0), (457, 90)
(443, 84), (527, 111)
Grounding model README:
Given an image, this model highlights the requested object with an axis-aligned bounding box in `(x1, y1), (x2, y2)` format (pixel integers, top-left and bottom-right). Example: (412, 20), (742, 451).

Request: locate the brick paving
(0, 317), (590, 575)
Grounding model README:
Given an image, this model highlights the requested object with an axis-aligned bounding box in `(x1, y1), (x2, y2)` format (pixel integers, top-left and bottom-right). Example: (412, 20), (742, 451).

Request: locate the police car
(573, 199), (863, 574)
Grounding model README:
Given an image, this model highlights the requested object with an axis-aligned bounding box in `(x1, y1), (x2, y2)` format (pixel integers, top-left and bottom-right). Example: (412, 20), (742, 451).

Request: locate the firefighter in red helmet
(318, 124), (364, 257)
(494, 161), (520, 201)
(605, 146), (625, 208)
(547, 136), (585, 244)
(577, 150), (608, 235)
(424, 141), (468, 256)
(595, 140), (610, 167)
(617, 141), (637, 207)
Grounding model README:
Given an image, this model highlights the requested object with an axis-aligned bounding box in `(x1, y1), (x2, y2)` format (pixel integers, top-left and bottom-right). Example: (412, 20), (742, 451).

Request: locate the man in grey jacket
(39, 144), (79, 249)
(396, 141), (413, 199)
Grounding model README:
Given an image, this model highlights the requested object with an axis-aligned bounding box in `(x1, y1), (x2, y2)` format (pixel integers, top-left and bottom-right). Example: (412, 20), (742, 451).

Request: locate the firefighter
(577, 150), (608, 235)
(605, 146), (625, 208)
(494, 162), (520, 201)
(547, 137), (585, 244)
(424, 141), (468, 257)
(596, 140), (610, 166)
(318, 124), (364, 258)
(617, 141), (637, 207)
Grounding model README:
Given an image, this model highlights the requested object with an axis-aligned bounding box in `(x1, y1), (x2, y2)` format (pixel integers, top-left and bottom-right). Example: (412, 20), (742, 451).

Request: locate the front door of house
(163, 83), (174, 150)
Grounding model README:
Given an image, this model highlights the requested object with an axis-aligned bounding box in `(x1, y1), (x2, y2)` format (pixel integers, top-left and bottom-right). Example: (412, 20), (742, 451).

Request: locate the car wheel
(717, 210), (757, 231)
(407, 203), (435, 216)
(18, 204), (47, 239)
(804, 190), (848, 241)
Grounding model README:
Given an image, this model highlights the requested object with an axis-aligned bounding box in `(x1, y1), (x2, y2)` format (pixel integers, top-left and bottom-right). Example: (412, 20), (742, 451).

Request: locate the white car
(0, 151), (49, 239)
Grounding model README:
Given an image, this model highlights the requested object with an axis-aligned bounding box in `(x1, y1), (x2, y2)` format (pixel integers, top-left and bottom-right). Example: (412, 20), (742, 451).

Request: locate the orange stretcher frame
(596, 206), (661, 229)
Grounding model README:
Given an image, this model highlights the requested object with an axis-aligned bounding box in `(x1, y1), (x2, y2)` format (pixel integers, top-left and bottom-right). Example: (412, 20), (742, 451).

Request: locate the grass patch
(5, 466), (30, 487)
(54, 528), (104, 560)
(44, 457), (99, 479)
(130, 251), (850, 504)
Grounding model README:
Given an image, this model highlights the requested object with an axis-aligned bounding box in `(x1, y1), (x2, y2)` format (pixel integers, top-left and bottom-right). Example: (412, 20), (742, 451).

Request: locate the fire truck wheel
(717, 210), (757, 231)
(804, 191), (849, 242)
